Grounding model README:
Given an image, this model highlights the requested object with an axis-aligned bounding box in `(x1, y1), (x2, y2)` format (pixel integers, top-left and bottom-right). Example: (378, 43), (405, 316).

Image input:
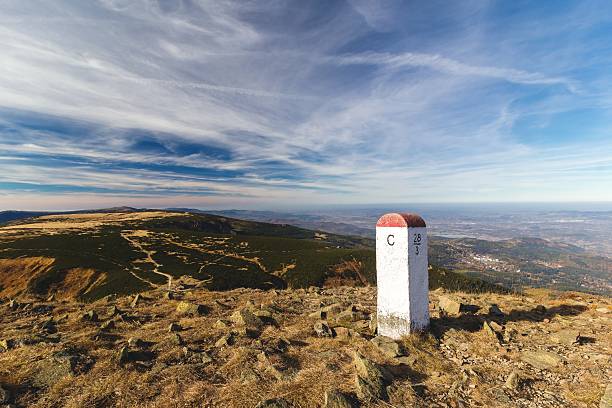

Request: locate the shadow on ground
(430, 304), (588, 338)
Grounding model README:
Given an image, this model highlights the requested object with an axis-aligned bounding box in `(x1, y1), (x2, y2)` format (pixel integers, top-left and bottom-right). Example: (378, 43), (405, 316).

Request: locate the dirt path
(121, 230), (174, 289)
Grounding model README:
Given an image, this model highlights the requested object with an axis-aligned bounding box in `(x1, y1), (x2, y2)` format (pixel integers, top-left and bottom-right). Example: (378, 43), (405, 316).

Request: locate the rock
(171, 333), (183, 346)
(551, 329), (581, 346)
(214, 319), (230, 329)
(117, 346), (130, 364)
(164, 292), (175, 300)
(309, 310), (327, 319)
(504, 370), (521, 390)
(335, 306), (366, 323)
(482, 322), (501, 343)
(117, 346), (154, 364)
(324, 390), (353, 408)
(107, 305), (121, 317)
(354, 375), (387, 402)
(168, 323), (182, 332)
(32, 350), (92, 387)
(0, 339), (14, 352)
(176, 301), (206, 316)
(0, 385), (9, 404)
(100, 319), (115, 330)
(130, 294), (141, 308)
(439, 296), (462, 316)
(314, 321), (335, 338)
(257, 352), (289, 381)
(600, 383), (612, 408)
(534, 305), (547, 314)
(353, 351), (393, 384)
(255, 398), (291, 408)
(230, 308), (263, 337)
(82, 310), (98, 322)
(215, 333), (234, 348)
(200, 351), (213, 364)
(127, 337), (145, 348)
(489, 304), (505, 317)
(321, 303), (344, 316)
(521, 350), (564, 370)
(334, 327), (361, 340)
(371, 336), (404, 358)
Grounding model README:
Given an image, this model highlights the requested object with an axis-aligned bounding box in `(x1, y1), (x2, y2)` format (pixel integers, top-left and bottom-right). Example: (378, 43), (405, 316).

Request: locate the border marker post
(376, 213), (429, 339)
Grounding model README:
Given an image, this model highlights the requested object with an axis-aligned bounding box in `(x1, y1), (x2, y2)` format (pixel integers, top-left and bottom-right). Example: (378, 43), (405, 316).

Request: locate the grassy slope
(0, 212), (507, 300)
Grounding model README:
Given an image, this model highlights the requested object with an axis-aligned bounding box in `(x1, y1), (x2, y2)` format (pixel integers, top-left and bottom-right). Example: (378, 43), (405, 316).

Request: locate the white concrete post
(376, 213), (429, 339)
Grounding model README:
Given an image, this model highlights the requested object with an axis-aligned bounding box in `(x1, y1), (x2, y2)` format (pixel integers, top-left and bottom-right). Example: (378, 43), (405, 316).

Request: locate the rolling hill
(0, 210), (505, 302)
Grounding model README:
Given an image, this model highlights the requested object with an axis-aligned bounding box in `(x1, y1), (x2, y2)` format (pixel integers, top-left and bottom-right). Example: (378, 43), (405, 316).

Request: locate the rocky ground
(0, 284), (610, 408)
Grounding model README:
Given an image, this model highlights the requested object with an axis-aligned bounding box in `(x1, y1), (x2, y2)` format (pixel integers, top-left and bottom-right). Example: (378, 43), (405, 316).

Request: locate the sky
(1, 0), (612, 211)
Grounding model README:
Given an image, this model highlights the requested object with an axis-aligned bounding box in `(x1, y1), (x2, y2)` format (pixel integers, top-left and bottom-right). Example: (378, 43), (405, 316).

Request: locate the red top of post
(376, 213), (426, 228)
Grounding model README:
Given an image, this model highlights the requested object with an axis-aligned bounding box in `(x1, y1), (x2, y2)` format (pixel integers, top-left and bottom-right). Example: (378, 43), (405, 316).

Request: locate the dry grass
(0, 286), (610, 407)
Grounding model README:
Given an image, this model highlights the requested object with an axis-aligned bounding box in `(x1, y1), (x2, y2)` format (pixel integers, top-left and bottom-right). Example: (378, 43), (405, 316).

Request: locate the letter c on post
(387, 234), (395, 246)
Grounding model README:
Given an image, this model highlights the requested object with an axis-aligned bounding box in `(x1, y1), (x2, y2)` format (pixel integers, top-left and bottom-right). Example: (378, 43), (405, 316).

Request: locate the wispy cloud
(0, 0), (611, 209)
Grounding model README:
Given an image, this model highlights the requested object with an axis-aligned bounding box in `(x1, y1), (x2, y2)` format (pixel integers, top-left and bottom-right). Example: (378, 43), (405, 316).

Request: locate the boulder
(551, 329), (581, 346)
(314, 321), (335, 338)
(324, 390), (353, 408)
(352, 352), (392, 401)
(127, 337), (145, 348)
(0, 339), (14, 352)
(520, 350), (563, 370)
(168, 323), (182, 332)
(82, 310), (98, 322)
(370, 336), (404, 358)
(439, 296), (462, 316)
(32, 350), (92, 387)
(0, 384), (9, 404)
(176, 301), (206, 316)
(504, 370), (521, 390)
(230, 308), (263, 337)
(100, 320), (115, 330)
(482, 322), (502, 343)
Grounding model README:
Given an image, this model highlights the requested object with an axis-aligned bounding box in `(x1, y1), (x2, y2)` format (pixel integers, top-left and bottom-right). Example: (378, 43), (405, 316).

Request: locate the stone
(168, 322), (182, 332)
(215, 333), (234, 348)
(100, 320), (115, 330)
(314, 321), (335, 338)
(117, 346), (154, 364)
(551, 329), (581, 346)
(371, 336), (404, 358)
(324, 390), (353, 408)
(0, 385), (9, 404)
(130, 294), (141, 308)
(520, 350), (564, 370)
(230, 308), (263, 337)
(200, 351), (213, 364)
(0, 339), (14, 352)
(171, 333), (183, 346)
(214, 319), (230, 329)
(308, 310), (327, 319)
(321, 303), (344, 316)
(600, 383), (612, 408)
(107, 305), (121, 317)
(334, 327), (361, 340)
(117, 346), (130, 365)
(534, 305), (547, 314)
(82, 310), (98, 322)
(127, 337), (145, 348)
(439, 296), (462, 316)
(369, 314), (377, 335)
(255, 398), (291, 408)
(354, 375), (387, 402)
(353, 352), (393, 384)
(504, 370), (521, 390)
(482, 322), (501, 343)
(32, 350), (92, 387)
(489, 304), (505, 317)
(164, 292), (175, 300)
(176, 301), (206, 316)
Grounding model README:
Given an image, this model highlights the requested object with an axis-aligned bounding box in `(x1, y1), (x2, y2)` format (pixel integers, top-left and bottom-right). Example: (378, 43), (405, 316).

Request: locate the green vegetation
(0, 212), (509, 300)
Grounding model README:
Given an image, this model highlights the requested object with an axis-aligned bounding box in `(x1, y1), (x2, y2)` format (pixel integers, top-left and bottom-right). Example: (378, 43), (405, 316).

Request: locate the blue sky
(1, 0), (612, 210)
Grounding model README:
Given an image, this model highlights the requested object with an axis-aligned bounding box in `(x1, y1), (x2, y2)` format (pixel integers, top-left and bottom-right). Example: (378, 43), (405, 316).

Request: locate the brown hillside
(0, 286), (610, 407)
